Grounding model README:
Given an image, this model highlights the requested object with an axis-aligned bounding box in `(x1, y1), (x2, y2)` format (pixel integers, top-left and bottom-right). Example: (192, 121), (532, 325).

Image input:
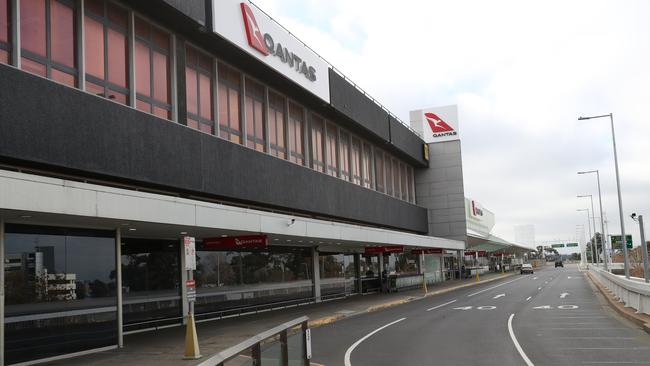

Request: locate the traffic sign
(187, 288), (197, 301)
(551, 244), (565, 248)
(610, 234), (633, 249)
(566, 243), (578, 248)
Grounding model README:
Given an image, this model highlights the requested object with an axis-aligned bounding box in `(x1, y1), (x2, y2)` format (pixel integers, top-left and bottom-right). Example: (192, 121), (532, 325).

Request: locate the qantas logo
(424, 112), (457, 138)
(240, 2), (317, 82)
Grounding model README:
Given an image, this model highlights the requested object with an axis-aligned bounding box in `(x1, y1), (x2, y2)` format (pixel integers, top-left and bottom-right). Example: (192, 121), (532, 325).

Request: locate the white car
(520, 263), (534, 274)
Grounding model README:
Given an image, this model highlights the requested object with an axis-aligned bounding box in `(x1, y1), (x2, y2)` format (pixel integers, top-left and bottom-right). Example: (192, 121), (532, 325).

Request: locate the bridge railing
(590, 267), (650, 316)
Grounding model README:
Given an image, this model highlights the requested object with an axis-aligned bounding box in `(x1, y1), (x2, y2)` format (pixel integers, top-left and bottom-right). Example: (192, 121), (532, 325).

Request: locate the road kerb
(585, 271), (650, 334)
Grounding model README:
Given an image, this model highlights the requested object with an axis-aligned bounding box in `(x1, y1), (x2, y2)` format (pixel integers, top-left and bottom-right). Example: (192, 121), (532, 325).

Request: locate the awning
(467, 232), (532, 254)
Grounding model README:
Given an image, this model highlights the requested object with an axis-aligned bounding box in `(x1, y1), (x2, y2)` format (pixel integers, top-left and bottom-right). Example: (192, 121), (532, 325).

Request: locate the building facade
(0, 1), (466, 364)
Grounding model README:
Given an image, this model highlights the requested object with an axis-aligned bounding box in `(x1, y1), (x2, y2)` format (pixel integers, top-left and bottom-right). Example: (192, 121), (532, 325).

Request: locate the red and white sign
(183, 236), (196, 271)
(464, 250), (487, 257)
(186, 279), (196, 288)
(202, 235), (269, 249)
(411, 248), (443, 255)
(416, 105), (460, 143)
(364, 246), (404, 255)
(212, 0), (330, 103)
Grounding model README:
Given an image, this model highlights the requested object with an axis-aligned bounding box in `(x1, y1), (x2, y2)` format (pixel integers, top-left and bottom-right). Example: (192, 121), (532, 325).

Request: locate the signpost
(610, 234), (633, 249)
(183, 236), (201, 360)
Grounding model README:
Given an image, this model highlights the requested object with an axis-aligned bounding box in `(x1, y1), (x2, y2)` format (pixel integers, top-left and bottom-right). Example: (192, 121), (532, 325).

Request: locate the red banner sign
(411, 248), (443, 255)
(202, 235), (268, 249)
(364, 246), (404, 255)
(185, 279), (195, 287)
(464, 250), (487, 257)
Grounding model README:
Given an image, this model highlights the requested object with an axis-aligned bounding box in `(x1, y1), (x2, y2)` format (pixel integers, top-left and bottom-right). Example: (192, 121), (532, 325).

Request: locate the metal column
(312, 248), (321, 302)
(1, 219), (5, 366)
(354, 253), (362, 294)
(116, 227), (123, 348)
(639, 216), (649, 283)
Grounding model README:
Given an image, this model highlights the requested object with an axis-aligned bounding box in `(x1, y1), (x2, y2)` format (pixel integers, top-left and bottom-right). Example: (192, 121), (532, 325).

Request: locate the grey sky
(257, 0), (649, 248)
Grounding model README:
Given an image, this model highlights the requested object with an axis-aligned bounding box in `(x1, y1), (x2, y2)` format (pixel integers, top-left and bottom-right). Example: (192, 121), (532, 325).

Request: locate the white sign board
(305, 328), (312, 359)
(410, 105), (460, 143)
(212, 0), (330, 103)
(184, 236), (196, 271)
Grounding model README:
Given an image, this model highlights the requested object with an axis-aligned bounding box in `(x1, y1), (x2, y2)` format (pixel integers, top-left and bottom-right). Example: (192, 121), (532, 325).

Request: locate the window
(268, 91), (286, 159)
(326, 124), (338, 177)
(339, 131), (351, 181)
(0, 0), (10, 64)
(385, 154), (393, 196)
(351, 137), (362, 185)
(134, 16), (171, 119)
(375, 150), (385, 193)
(408, 166), (415, 203)
(362, 143), (373, 189)
(392, 158), (400, 198)
(20, 0), (77, 87)
(185, 45), (214, 134)
(288, 102), (305, 165)
(245, 77), (266, 151)
(310, 114), (325, 173)
(400, 162), (408, 201)
(218, 62), (242, 144)
(84, 0), (129, 105)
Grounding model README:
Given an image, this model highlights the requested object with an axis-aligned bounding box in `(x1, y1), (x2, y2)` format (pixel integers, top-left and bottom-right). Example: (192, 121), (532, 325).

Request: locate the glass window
(387, 252), (419, 275)
(339, 131), (351, 181)
(288, 102), (305, 165)
(84, 0), (129, 105)
(121, 238), (181, 331)
(185, 45), (214, 134)
(193, 245), (312, 316)
(326, 124), (338, 177)
(375, 150), (385, 193)
(20, 0), (77, 86)
(400, 162), (408, 201)
(320, 253), (355, 296)
(268, 91), (286, 159)
(3, 224), (116, 365)
(134, 16), (171, 119)
(408, 166), (415, 203)
(218, 62), (242, 144)
(362, 143), (373, 189)
(0, 0), (10, 64)
(385, 154), (393, 196)
(392, 159), (400, 198)
(351, 137), (362, 185)
(310, 114), (325, 173)
(245, 77), (266, 151)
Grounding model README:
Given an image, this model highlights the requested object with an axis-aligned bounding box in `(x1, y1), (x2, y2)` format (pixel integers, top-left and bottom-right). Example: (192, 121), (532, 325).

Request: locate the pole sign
(566, 243), (579, 248)
(212, 0), (330, 103)
(610, 234), (633, 249)
(202, 235), (268, 249)
(186, 279), (197, 301)
(551, 244), (565, 248)
(184, 236), (196, 271)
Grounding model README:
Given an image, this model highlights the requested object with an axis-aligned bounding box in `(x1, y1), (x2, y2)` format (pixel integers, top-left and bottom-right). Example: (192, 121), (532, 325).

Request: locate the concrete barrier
(590, 267), (650, 316)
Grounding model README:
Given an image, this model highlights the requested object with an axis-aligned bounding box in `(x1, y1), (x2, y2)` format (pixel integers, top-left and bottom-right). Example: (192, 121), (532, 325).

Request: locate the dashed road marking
(426, 299), (457, 312)
(526, 296), (532, 301)
(467, 277), (524, 297)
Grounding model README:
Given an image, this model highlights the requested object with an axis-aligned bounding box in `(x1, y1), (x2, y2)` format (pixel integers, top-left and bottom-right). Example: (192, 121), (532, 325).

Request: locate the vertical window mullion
(284, 98), (290, 159)
(264, 86), (270, 153)
(302, 106), (308, 167)
(127, 10), (135, 107)
(239, 72), (246, 146)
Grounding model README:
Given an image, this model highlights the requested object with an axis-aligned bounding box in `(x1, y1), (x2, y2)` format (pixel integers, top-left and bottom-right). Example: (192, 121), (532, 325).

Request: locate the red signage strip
(186, 280), (196, 287)
(364, 246), (404, 255)
(411, 248), (443, 255)
(202, 235), (268, 249)
(464, 250), (487, 257)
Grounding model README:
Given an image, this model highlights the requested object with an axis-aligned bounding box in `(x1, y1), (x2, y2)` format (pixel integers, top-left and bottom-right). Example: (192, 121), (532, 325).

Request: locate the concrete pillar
(116, 228), (123, 348)
(312, 248), (321, 302)
(180, 239), (188, 325)
(354, 253), (362, 294)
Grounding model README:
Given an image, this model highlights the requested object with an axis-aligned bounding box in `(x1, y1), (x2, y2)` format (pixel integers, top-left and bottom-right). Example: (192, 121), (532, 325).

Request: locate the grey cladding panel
(389, 115), (427, 166)
(161, 0), (206, 25)
(0, 65), (428, 234)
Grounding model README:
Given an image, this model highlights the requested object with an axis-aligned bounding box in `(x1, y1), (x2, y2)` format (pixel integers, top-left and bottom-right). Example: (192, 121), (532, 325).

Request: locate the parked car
(521, 263), (534, 274)
(555, 260), (564, 268)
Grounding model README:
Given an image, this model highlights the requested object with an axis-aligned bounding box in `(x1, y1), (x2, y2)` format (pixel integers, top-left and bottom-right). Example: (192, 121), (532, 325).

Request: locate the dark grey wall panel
(328, 69), (390, 141)
(160, 0), (206, 26)
(0, 65), (427, 234)
(389, 115), (427, 166)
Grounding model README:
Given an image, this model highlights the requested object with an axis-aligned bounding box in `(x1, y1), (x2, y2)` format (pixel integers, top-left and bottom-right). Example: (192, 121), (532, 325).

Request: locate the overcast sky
(256, 0), (649, 249)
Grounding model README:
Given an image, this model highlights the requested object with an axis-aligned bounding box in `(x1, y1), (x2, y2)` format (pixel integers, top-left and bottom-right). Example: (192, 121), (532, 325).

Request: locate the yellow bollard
(183, 313), (202, 360)
(422, 274), (428, 294)
(476, 270), (480, 283)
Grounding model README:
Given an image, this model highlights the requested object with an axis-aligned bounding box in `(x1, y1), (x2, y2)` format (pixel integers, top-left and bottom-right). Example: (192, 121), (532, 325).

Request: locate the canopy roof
(467, 232), (532, 254)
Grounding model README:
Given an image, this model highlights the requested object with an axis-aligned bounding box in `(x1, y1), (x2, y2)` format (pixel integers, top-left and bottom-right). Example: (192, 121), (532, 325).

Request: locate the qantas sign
(417, 105), (460, 143)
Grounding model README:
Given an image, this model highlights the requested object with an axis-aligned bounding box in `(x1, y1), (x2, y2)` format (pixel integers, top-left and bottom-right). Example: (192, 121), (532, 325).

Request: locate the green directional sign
(566, 243), (579, 248)
(551, 244), (565, 248)
(610, 234), (633, 249)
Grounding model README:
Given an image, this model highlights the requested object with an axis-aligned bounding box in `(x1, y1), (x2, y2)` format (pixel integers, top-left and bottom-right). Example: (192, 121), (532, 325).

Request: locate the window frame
(325, 122), (339, 177)
(244, 75), (267, 152)
(0, 0), (11, 64)
(309, 112), (326, 173)
(217, 60), (244, 144)
(287, 100), (306, 166)
(184, 43), (215, 134)
(267, 88), (288, 159)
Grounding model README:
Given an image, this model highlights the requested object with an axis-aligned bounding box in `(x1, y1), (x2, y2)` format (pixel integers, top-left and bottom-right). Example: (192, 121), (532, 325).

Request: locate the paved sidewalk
(48, 271), (514, 366)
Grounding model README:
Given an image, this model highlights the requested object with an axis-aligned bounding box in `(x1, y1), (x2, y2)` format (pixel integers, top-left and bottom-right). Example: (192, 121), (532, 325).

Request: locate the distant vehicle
(555, 260), (564, 268)
(521, 263), (534, 274)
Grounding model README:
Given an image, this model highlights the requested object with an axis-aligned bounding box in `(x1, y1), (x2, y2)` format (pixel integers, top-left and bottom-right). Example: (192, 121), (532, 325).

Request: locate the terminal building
(0, 1), (526, 364)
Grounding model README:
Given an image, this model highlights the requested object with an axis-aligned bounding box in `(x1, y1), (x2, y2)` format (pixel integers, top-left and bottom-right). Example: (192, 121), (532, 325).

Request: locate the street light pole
(578, 170), (608, 270)
(578, 113), (629, 278)
(578, 209), (594, 264)
(578, 195), (599, 265)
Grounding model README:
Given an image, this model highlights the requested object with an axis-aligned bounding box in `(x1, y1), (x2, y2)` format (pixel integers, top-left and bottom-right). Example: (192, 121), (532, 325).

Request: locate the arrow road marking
(477, 306), (496, 310)
(426, 299), (457, 312)
(560, 292), (569, 299)
(494, 293), (506, 299)
(467, 277), (525, 297)
(557, 305), (579, 310)
(453, 306), (473, 311)
(344, 318), (406, 366)
(533, 305), (552, 310)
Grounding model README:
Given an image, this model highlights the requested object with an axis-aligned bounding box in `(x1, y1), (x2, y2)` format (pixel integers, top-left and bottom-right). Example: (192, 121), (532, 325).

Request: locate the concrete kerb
(585, 271), (650, 334)
(306, 272), (516, 330)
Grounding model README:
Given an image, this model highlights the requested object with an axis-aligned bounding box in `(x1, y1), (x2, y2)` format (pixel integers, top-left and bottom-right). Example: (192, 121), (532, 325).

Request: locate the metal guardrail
(590, 267), (650, 316)
(197, 316), (311, 366)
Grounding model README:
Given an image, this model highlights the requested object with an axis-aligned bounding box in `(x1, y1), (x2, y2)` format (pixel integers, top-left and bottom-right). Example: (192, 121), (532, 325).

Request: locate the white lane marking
(493, 293), (506, 299)
(477, 306), (496, 310)
(538, 287), (542, 290)
(533, 277), (538, 280)
(568, 276), (572, 279)
(426, 299), (456, 312)
(582, 361), (650, 364)
(508, 314), (534, 366)
(453, 306), (473, 310)
(557, 305), (579, 309)
(526, 296), (532, 301)
(560, 292), (569, 299)
(533, 305), (552, 310)
(344, 318), (406, 366)
(467, 277), (524, 297)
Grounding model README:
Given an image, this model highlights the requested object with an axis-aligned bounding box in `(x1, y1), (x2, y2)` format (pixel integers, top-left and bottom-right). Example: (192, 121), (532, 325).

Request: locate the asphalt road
(311, 264), (650, 366)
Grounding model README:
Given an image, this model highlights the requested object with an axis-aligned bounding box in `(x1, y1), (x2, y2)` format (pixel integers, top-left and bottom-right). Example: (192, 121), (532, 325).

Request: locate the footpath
(50, 271), (515, 366)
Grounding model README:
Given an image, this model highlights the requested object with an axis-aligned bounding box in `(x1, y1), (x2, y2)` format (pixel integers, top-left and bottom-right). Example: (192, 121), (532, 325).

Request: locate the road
(311, 264), (650, 366)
